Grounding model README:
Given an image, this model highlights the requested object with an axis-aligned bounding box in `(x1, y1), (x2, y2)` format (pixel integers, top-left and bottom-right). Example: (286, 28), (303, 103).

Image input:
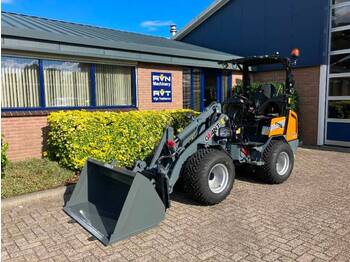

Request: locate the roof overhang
(174, 0), (230, 41)
(1, 36), (238, 69)
(1, 26), (233, 62)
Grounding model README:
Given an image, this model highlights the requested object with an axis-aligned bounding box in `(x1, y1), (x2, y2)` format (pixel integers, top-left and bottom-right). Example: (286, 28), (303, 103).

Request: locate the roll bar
(220, 54), (297, 95)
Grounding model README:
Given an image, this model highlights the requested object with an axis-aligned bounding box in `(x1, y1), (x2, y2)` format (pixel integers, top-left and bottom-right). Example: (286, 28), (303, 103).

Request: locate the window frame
(325, 0), (350, 146)
(1, 55), (137, 112)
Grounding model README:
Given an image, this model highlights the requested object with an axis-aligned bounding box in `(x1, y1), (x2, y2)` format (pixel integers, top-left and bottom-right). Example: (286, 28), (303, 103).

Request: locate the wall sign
(151, 72), (172, 103)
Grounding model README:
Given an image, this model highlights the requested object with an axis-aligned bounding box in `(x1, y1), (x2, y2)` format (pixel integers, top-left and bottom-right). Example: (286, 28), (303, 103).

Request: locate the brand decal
(151, 72), (172, 103)
(205, 119), (225, 142)
(271, 120), (286, 131)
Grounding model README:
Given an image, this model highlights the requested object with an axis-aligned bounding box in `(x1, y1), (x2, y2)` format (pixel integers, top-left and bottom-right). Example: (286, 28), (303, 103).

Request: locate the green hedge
(47, 109), (196, 170)
(1, 136), (9, 178)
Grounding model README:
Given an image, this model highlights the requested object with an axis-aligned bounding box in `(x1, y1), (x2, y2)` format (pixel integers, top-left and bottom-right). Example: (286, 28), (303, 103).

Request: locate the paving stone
(2, 148), (350, 261)
(296, 253), (316, 262)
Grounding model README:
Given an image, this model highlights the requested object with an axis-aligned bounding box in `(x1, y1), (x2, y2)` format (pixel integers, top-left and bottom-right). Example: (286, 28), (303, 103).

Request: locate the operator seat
(261, 83), (276, 99)
(223, 96), (245, 120)
(252, 84), (281, 116)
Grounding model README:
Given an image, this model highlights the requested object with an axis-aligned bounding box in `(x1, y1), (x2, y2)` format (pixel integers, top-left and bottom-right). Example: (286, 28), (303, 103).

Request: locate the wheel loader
(64, 51), (300, 245)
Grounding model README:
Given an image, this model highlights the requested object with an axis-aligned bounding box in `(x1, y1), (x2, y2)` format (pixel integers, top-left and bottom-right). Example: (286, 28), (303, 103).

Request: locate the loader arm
(143, 102), (228, 192)
(176, 102), (222, 147)
(168, 112), (229, 191)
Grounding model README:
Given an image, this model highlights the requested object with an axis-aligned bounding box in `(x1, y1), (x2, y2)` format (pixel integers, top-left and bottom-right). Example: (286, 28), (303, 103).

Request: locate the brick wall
(252, 66), (320, 145)
(1, 116), (48, 161)
(137, 63), (183, 110)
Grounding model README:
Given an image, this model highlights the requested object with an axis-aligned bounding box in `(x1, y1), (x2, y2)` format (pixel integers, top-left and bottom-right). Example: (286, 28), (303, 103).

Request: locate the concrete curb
(1, 184), (75, 209)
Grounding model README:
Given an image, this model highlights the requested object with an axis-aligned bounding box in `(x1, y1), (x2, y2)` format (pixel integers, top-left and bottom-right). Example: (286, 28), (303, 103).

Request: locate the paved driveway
(2, 147), (350, 261)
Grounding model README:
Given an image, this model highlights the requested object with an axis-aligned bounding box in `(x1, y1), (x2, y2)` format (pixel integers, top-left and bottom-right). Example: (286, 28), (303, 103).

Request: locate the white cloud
(2, 57), (37, 69)
(140, 20), (174, 31)
(1, 0), (13, 4)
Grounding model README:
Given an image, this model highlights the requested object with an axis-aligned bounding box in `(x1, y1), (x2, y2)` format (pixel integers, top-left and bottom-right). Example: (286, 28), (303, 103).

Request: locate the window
(182, 68), (192, 109)
(328, 100), (350, 119)
(221, 71), (232, 102)
(332, 5), (350, 28)
(192, 69), (201, 112)
(327, 0), (350, 146)
(95, 64), (133, 106)
(333, 0), (350, 5)
(1, 56), (136, 110)
(330, 53), (350, 73)
(43, 60), (91, 107)
(331, 29), (350, 51)
(329, 78), (350, 96)
(1, 57), (40, 108)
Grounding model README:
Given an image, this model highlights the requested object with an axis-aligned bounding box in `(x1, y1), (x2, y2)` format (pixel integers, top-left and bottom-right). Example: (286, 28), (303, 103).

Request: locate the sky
(1, 0), (214, 37)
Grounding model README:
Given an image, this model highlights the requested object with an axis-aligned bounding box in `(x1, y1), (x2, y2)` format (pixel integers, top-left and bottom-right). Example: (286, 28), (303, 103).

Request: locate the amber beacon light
(291, 48), (301, 58)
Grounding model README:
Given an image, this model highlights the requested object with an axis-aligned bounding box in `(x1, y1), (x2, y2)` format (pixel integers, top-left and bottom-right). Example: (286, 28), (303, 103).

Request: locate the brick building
(3, 1), (349, 161)
(175, 0), (350, 147)
(1, 12), (239, 161)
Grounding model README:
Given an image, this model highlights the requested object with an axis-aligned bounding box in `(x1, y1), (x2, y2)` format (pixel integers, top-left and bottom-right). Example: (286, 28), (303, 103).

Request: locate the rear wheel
(259, 140), (294, 184)
(182, 148), (235, 205)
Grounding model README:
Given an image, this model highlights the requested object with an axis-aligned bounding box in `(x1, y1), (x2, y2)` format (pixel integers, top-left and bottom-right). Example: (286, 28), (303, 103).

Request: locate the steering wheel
(237, 94), (249, 101)
(231, 94), (249, 103)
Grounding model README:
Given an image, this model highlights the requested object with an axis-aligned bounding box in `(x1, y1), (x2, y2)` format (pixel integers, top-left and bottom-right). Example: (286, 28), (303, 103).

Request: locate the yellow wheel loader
(64, 52), (300, 245)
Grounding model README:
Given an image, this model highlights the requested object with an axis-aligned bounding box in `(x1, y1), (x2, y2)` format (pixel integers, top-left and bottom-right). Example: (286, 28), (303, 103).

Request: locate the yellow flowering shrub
(47, 109), (197, 170)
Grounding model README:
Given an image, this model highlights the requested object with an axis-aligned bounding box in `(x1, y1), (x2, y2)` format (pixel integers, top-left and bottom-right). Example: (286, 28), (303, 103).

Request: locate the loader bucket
(64, 158), (166, 245)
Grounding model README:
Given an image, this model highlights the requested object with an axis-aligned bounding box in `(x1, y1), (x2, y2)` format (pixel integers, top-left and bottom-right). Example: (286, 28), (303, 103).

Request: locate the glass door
(182, 68), (232, 112)
(202, 70), (218, 108)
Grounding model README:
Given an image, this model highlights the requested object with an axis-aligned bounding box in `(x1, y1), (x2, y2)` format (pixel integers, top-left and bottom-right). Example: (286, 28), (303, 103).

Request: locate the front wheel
(259, 140), (294, 184)
(182, 148), (235, 205)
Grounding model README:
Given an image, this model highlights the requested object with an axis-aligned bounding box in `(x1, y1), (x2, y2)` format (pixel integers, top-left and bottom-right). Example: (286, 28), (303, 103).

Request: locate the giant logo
(151, 72), (172, 103)
(204, 118), (226, 142)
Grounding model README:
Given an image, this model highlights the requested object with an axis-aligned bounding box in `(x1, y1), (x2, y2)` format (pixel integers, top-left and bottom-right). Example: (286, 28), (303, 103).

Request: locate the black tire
(173, 174), (185, 192)
(182, 148), (235, 205)
(259, 140), (294, 184)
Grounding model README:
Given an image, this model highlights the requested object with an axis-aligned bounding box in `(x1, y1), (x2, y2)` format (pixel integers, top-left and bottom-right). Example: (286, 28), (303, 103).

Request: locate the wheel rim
(208, 163), (229, 194)
(276, 152), (290, 176)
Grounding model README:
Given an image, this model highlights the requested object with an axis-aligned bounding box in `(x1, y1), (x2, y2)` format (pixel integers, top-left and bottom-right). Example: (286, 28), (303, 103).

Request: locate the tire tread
(183, 148), (234, 205)
(260, 140), (293, 184)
